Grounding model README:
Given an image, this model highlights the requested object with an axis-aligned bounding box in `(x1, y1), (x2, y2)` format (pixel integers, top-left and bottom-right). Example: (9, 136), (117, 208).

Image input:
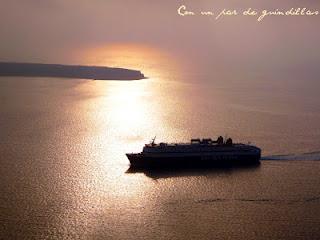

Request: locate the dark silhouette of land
(0, 62), (145, 80)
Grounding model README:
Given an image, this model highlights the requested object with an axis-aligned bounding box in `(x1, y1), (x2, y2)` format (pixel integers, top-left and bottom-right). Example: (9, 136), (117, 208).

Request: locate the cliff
(0, 62), (145, 80)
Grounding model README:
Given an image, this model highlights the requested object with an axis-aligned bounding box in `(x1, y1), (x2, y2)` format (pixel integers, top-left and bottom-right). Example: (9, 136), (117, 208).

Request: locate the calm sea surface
(1, 60), (320, 239)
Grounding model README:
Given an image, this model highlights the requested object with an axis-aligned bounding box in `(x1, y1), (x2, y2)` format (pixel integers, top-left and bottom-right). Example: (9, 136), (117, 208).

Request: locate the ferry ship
(126, 136), (261, 168)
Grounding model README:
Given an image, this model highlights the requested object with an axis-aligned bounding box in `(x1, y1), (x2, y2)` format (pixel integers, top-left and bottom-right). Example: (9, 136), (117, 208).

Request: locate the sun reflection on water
(102, 80), (153, 139)
(74, 80), (159, 216)
(78, 43), (185, 145)
(75, 44), (187, 201)
(75, 44), (185, 197)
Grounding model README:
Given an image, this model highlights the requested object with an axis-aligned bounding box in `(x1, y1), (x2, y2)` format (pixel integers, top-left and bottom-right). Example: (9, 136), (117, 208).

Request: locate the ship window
(191, 138), (200, 144)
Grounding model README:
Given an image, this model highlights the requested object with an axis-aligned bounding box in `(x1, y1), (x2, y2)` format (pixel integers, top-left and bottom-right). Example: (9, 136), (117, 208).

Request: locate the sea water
(1, 74), (320, 239)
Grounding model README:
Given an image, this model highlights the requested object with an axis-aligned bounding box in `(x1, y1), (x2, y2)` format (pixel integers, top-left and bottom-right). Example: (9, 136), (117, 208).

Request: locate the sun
(78, 43), (181, 80)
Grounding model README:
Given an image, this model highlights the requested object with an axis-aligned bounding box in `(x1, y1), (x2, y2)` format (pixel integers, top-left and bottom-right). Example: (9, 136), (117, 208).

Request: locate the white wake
(262, 151), (320, 161)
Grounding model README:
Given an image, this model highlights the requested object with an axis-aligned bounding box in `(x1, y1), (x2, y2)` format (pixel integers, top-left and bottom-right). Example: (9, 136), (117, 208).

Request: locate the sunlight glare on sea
(1, 45), (320, 239)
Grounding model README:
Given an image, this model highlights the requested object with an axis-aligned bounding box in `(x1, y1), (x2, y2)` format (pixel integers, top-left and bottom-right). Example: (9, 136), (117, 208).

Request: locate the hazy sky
(0, 0), (319, 82)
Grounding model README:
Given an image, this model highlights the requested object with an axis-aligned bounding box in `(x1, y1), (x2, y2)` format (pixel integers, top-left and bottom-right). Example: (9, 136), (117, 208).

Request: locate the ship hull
(126, 152), (261, 168)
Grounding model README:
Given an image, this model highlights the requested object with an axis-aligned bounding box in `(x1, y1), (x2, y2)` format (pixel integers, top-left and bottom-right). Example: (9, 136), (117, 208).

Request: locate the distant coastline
(0, 62), (145, 80)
